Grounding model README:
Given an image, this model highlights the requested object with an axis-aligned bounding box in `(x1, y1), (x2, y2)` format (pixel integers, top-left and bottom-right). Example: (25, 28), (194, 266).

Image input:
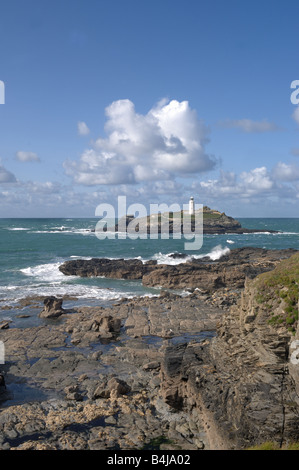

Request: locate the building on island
(189, 196), (194, 215)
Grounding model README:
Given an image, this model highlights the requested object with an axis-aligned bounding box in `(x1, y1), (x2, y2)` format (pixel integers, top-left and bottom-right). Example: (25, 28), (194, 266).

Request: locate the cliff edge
(160, 252), (299, 449)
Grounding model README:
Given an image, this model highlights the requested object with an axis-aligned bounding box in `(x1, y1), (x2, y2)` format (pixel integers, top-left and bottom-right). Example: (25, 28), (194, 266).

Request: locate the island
(113, 206), (278, 235)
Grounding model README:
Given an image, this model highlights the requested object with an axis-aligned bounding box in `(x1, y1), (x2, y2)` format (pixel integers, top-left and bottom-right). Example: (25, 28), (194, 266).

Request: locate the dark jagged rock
(0, 373), (5, 389)
(143, 247), (298, 291)
(39, 296), (65, 319)
(59, 248), (298, 293)
(59, 257), (154, 279)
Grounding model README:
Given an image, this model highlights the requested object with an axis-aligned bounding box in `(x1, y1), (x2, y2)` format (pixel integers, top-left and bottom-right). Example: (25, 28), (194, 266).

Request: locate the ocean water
(0, 218), (298, 327)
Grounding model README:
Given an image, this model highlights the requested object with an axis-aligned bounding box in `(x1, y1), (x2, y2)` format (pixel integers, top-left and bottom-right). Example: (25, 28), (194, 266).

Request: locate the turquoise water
(0, 218), (298, 325)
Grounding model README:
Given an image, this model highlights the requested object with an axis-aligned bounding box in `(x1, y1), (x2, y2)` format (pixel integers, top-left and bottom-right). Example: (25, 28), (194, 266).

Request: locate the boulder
(39, 296), (65, 319)
(107, 378), (131, 399)
(93, 377), (131, 399)
(59, 258), (149, 279)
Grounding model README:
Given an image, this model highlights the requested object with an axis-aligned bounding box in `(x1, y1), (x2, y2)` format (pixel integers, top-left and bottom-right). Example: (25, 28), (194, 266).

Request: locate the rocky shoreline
(59, 247), (297, 291)
(0, 247), (298, 450)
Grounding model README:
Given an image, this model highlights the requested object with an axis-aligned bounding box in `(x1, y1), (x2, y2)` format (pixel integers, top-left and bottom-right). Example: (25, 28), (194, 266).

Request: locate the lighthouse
(189, 196), (195, 215)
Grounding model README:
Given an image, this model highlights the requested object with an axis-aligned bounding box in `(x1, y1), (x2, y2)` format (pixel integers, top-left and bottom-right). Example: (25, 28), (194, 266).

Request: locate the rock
(107, 378), (131, 398)
(58, 248), (297, 292)
(39, 296), (65, 319)
(143, 361), (160, 371)
(105, 415), (117, 425)
(59, 258), (149, 279)
(159, 290), (179, 300)
(169, 253), (188, 259)
(64, 385), (83, 401)
(1, 251), (299, 451)
(142, 248), (298, 291)
(93, 383), (111, 399)
(0, 373), (5, 389)
(161, 329), (175, 339)
(159, 252), (299, 449)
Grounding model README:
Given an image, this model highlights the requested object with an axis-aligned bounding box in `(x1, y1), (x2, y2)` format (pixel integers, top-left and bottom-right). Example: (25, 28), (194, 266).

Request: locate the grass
(248, 441), (299, 450)
(141, 435), (175, 450)
(254, 252), (299, 334)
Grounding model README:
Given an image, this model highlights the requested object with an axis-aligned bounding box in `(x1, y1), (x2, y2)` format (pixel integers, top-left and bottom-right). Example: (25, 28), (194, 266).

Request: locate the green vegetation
(254, 253), (299, 334)
(248, 441), (299, 450)
(247, 441), (280, 450)
(141, 435), (175, 450)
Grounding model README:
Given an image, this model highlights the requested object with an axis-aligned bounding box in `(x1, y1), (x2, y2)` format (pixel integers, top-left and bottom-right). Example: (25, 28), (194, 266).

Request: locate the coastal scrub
(254, 252), (299, 333)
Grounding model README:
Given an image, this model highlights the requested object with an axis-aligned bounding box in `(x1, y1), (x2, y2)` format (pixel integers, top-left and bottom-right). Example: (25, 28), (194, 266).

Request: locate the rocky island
(0, 246), (298, 450)
(112, 206), (278, 235)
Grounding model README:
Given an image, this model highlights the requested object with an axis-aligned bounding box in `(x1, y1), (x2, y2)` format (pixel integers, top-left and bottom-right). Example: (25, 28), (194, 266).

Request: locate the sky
(0, 0), (299, 218)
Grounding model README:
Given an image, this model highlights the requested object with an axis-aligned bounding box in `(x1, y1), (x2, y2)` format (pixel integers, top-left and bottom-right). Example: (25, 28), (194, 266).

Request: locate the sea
(0, 217), (299, 328)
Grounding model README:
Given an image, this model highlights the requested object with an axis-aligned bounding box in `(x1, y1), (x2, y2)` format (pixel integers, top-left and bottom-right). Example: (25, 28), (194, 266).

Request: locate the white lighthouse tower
(189, 196), (195, 215)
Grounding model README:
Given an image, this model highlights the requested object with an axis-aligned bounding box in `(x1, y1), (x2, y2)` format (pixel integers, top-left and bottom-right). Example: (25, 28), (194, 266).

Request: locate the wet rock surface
(0, 292), (223, 450)
(142, 247), (298, 290)
(1, 247), (298, 450)
(59, 247), (298, 292)
(59, 258), (154, 280)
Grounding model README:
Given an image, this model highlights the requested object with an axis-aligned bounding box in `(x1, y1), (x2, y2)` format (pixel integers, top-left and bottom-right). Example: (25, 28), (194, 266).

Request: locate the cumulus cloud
(0, 178), (112, 217)
(16, 151), (40, 162)
(272, 162), (299, 182)
(220, 118), (280, 133)
(65, 99), (216, 185)
(0, 165), (17, 183)
(197, 167), (275, 200)
(240, 167), (274, 192)
(194, 160), (299, 210)
(77, 121), (90, 136)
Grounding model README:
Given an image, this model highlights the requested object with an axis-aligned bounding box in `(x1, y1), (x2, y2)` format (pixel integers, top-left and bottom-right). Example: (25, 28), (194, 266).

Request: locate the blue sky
(0, 0), (299, 217)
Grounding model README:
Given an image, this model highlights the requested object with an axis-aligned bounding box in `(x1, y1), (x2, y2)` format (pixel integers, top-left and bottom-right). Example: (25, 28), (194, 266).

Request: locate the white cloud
(240, 166), (274, 192)
(199, 170), (240, 196)
(16, 151), (40, 162)
(193, 161), (299, 212)
(197, 167), (274, 200)
(65, 99), (216, 185)
(272, 162), (299, 182)
(220, 118), (280, 133)
(77, 121), (90, 136)
(0, 165), (17, 183)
